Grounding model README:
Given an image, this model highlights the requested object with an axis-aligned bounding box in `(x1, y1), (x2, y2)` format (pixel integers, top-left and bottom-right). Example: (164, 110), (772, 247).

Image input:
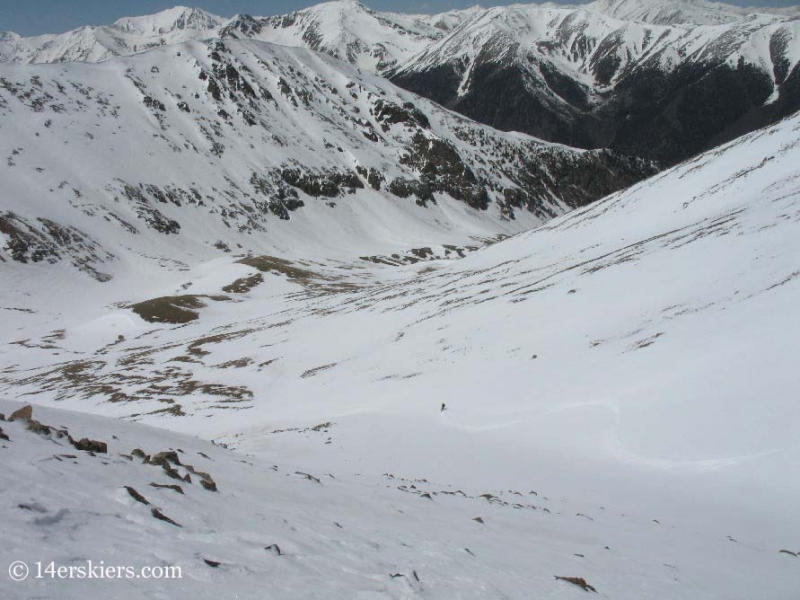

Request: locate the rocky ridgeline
(0, 211), (115, 281)
(0, 39), (653, 278)
(3, 2), (800, 168)
(389, 8), (800, 165)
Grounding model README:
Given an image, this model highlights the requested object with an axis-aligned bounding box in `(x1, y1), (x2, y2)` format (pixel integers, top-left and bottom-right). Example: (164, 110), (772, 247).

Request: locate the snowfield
(1, 2), (800, 598)
(2, 76), (800, 598)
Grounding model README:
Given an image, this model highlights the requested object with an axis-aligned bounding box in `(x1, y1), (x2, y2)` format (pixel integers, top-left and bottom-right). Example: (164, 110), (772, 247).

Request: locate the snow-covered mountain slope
(0, 7), (223, 65)
(2, 103), (800, 600)
(389, 2), (800, 163)
(591, 0), (800, 25)
(4, 1), (800, 164)
(218, 0), (478, 71)
(0, 1), (475, 71)
(3, 400), (796, 600)
(0, 37), (650, 283)
(588, 0), (750, 25)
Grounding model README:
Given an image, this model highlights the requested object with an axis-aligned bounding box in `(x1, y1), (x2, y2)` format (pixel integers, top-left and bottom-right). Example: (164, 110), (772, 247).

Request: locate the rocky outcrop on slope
(0, 39), (653, 278)
(388, 6), (800, 165)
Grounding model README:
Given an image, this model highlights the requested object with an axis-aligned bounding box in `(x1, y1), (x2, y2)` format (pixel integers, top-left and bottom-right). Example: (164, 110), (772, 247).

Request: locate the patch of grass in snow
(237, 255), (317, 281)
(236, 255), (362, 295)
(130, 294), (231, 324)
(222, 273), (264, 294)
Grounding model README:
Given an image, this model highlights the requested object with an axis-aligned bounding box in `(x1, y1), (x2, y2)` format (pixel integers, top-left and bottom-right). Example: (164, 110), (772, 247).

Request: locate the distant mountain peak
(112, 6), (224, 36)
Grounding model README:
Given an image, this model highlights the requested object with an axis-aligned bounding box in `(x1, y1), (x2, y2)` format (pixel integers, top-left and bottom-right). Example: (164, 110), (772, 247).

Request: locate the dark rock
(18, 502), (47, 512)
(398, 132), (489, 210)
(207, 78), (221, 101)
(147, 451), (182, 467)
(555, 576), (597, 593)
(280, 168), (364, 198)
(150, 483), (185, 494)
(265, 544), (282, 556)
(373, 99), (430, 131)
(26, 420), (52, 437)
(151, 507), (182, 527)
(387, 177), (433, 205)
(158, 462), (183, 481)
(295, 471), (321, 484)
(184, 464), (217, 491)
(200, 478), (218, 492)
(125, 486), (150, 505)
(355, 166), (384, 191)
(204, 559), (221, 568)
(72, 438), (108, 454)
(117, 184), (181, 235)
(142, 96), (166, 111)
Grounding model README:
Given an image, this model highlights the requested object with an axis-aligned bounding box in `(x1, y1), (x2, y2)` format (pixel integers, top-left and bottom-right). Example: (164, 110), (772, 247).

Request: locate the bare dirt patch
(130, 294), (230, 324)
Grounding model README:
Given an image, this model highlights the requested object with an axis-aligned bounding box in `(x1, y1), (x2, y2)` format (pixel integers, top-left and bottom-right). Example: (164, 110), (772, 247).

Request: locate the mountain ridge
(0, 36), (651, 282)
(4, 0), (799, 164)
(388, 2), (800, 162)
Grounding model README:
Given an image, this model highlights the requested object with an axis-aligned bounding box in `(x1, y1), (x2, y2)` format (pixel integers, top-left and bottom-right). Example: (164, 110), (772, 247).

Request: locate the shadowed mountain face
(388, 6), (800, 165)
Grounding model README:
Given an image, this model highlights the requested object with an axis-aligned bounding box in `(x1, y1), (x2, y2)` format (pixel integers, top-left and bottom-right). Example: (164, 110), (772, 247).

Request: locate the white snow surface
(2, 93), (800, 598)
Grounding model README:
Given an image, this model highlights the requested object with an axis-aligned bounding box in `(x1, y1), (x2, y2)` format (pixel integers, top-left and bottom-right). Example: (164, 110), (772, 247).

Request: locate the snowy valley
(1, 1), (800, 599)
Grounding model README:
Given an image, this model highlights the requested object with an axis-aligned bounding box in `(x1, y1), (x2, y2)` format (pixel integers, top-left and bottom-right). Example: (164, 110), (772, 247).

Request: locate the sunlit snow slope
(0, 37), (648, 290)
(1, 103), (799, 597)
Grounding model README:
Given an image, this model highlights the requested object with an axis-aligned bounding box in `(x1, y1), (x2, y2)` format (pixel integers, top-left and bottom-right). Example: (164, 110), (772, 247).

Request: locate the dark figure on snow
(441, 403), (447, 412)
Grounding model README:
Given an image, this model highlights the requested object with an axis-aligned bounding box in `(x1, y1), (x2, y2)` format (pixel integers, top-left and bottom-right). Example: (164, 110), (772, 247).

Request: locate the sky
(1, 0), (798, 36)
